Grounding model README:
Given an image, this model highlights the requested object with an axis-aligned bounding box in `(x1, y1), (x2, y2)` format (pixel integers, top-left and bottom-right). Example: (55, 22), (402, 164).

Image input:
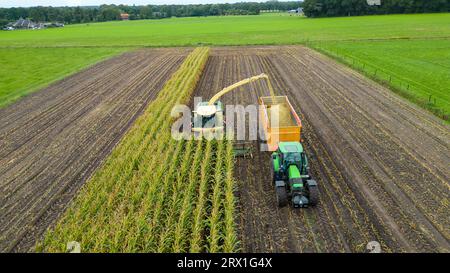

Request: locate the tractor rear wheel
(308, 186), (319, 206)
(276, 186), (288, 207)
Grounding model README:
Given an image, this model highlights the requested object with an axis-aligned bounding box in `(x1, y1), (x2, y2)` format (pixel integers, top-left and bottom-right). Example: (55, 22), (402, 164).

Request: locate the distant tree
(98, 5), (121, 22)
(0, 19), (9, 28)
(139, 6), (153, 19)
(73, 7), (83, 23)
(303, 0), (449, 17)
(160, 5), (174, 18)
(303, 0), (323, 17)
(29, 6), (47, 22)
(209, 4), (221, 16)
(1, 1), (447, 25)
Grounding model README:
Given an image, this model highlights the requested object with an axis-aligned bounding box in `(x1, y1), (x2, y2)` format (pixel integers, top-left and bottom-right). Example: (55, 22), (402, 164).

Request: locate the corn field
(37, 47), (238, 253)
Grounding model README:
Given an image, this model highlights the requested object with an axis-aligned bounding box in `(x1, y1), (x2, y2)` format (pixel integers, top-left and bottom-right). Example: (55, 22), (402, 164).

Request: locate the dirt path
(193, 46), (449, 253)
(0, 48), (189, 252)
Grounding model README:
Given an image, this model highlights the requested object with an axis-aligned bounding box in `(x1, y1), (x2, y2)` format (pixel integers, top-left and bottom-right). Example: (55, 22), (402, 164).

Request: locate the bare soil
(1, 46), (448, 253)
(193, 46), (450, 253)
(0, 48), (189, 252)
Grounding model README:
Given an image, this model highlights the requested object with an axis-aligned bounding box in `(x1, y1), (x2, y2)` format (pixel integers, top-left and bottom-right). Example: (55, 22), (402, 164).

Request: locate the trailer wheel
(308, 186), (319, 206)
(276, 186), (288, 207)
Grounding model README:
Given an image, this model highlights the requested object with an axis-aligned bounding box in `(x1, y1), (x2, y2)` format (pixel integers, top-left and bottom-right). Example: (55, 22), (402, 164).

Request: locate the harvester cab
(271, 142), (318, 208)
(192, 101), (224, 134)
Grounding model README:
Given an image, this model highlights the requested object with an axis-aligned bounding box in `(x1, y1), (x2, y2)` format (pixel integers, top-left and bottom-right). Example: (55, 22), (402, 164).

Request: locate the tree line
(2, 0), (447, 28)
(303, 0), (449, 17)
(0, 1), (301, 27)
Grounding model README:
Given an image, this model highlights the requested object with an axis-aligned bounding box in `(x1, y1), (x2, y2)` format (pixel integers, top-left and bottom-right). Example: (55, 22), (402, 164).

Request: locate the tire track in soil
(297, 48), (449, 195)
(271, 51), (410, 252)
(1, 53), (176, 192)
(0, 48), (190, 252)
(280, 47), (449, 251)
(195, 46), (449, 253)
(263, 54), (390, 253)
(262, 57), (349, 253)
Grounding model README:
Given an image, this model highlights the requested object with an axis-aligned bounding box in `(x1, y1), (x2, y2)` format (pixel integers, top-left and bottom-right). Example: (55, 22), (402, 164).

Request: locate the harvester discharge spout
(207, 73), (275, 106)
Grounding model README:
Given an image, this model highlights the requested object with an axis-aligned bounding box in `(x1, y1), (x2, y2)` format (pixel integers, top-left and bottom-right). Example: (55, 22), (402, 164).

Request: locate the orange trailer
(259, 96), (302, 151)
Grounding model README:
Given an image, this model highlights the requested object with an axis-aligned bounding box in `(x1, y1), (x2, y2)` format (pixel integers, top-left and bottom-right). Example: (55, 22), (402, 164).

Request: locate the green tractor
(271, 142), (318, 208)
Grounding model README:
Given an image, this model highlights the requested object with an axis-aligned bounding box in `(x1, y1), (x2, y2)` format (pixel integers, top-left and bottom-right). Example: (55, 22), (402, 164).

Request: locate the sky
(0, 0), (284, 8)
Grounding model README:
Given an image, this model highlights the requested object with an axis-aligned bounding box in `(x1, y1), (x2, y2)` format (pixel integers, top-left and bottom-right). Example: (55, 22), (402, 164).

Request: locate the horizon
(1, 0), (296, 9)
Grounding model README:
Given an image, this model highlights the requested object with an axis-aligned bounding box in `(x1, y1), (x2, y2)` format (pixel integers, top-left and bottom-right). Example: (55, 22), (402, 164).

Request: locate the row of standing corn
(37, 47), (238, 253)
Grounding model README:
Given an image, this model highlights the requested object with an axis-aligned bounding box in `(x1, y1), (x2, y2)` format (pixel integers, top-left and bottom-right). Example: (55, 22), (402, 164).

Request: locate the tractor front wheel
(276, 186), (288, 207)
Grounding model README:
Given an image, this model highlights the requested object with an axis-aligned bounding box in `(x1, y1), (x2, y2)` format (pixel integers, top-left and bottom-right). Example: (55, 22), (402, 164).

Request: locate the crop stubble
(0, 48), (190, 252)
(193, 46), (449, 253)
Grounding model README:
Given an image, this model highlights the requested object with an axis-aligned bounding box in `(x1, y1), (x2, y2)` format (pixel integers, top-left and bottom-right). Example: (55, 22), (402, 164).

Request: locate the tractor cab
(273, 142), (308, 179)
(271, 142), (318, 208)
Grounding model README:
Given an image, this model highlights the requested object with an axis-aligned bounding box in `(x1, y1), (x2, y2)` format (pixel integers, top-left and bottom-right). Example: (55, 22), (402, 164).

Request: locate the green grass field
(311, 38), (450, 118)
(0, 13), (448, 118)
(1, 13), (449, 47)
(0, 47), (125, 108)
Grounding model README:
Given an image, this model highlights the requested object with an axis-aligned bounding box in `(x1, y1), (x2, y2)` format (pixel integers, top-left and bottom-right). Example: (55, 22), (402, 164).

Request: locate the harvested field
(0, 48), (189, 252)
(193, 46), (450, 253)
